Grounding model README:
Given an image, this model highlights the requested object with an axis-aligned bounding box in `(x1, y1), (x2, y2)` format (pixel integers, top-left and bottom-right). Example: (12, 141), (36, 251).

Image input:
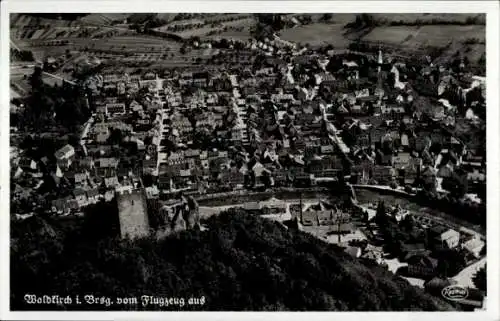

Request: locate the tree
(472, 265), (486, 294)
(375, 201), (387, 225)
(441, 173), (468, 198)
(30, 66), (44, 90)
(321, 13), (333, 22)
(11, 210), (456, 311)
(108, 128), (123, 145)
(261, 170), (272, 189)
(347, 14), (376, 29)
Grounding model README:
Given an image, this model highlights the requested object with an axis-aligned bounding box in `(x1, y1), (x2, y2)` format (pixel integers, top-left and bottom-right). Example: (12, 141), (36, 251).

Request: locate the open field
(403, 25), (483, 47)
(205, 14), (253, 24)
(28, 35), (181, 55)
(208, 30), (253, 41)
(16, 34), (180, 63)
(220, 17), (255, 28)
(285, 13), (356, 24)
(10, 13), (82, 28)
(155, 18), (255, 39)
(361, 26), (420, 45)
(175, 26), (221, 38)
(152, 14), (256, 39)
(11, 25), (121, 43)
(280, 13), (484, 53)
(89, 35), (181, 52)
(79, 13), (130, 25)
(280, 22), (351, 47)
(284, 13), (483, 26)
(370, 13), (484, 25)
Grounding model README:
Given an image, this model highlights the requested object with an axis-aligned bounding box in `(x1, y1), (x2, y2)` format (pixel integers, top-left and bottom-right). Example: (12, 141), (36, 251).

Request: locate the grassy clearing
(362, 26), (419, 45)
(279, 23), (351, 47)
(220, 17), (256, 28)
(208, 30), (253, 41)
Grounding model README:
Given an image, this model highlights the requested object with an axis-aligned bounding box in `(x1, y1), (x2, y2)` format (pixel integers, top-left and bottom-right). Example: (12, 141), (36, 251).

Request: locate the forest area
(11, 208), (457, 311)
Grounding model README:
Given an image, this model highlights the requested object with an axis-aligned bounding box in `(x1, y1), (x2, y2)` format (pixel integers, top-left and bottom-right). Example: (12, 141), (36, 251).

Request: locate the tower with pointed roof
(378, 46), (383, 73)
(376, 45), (385, 100)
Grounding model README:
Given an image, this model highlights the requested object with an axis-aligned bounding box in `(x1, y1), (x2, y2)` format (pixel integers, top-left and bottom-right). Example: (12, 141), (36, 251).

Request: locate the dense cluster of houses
(11, 34), (486, 225)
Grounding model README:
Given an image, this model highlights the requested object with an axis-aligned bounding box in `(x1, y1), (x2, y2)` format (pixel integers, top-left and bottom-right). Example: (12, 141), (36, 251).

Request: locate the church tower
(378, 46), (383, 73)
(376, 46), (385, 99)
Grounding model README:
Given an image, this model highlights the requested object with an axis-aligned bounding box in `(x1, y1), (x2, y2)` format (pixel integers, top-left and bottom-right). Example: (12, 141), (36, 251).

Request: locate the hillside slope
(11, 209), (455, 311)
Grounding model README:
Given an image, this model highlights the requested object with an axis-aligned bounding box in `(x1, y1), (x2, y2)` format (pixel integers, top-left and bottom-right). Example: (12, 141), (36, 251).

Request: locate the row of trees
(389, 16), (485, 26)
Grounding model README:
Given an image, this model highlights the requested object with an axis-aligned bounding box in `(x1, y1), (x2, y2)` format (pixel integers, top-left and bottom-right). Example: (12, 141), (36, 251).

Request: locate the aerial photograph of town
(9, 12), (487, 311)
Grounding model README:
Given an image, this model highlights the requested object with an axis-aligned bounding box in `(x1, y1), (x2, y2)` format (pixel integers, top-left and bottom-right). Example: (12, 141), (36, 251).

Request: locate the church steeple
(376, 45), (385, 100)
(377, 45), (383, 73)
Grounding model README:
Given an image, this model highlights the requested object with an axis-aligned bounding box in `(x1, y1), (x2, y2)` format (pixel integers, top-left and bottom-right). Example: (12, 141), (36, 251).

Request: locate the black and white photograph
(1, 1), (499, 319)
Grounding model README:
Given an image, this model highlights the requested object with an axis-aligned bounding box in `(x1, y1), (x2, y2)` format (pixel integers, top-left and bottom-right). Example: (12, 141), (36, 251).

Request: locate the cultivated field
(363, 25), (485, 48)
(10, 13), (82, 28)
(88, 35), (181, 52)
(280, 13), (484, 50)
(153, 14), (256, 40)
(360, 24), (485, 67)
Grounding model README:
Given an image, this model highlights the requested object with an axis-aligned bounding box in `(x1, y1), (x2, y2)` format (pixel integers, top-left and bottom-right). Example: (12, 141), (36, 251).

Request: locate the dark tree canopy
(11, 210), (454, 311)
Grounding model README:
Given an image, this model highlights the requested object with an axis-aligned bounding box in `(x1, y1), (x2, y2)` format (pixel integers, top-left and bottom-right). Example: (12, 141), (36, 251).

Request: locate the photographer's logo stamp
(441, 285), (469, 301)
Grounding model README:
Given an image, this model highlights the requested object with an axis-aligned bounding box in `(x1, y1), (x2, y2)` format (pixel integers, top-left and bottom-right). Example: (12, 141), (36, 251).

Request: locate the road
(199, 197), (320, 219)
(11, 63), (78, 89)
(351, 184), (417, 196)
(42, 71), (77, 86)
(10, 38), (22, 51)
